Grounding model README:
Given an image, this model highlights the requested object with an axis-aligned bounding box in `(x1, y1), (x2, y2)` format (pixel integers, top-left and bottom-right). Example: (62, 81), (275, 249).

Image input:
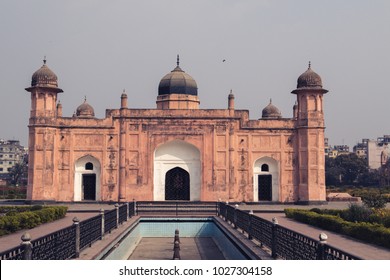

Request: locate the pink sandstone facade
(25, 57), (328, 204)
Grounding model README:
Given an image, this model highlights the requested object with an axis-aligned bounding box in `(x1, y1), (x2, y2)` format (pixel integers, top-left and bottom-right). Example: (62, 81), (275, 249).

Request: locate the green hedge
(284, 209), (390, 249)
(0, 206), (67, 236)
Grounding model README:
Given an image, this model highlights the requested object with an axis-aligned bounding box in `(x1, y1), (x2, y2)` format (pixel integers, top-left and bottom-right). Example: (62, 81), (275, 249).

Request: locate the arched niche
(153, 140), (201, 201)
(74, 155), (101, 201)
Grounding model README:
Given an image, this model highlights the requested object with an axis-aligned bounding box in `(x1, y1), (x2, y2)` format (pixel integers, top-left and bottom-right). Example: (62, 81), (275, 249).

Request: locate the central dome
(158, 56), (198, 96)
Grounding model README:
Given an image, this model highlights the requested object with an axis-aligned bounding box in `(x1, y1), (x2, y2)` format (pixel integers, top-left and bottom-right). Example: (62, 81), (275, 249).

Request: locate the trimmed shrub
(0, 206), (68, 236)
(285, 208), (390, 249)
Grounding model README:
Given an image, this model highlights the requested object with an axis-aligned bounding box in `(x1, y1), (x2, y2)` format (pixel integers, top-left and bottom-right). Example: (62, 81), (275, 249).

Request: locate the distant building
(0, 139), (26, 178)
(367, 135), (390, 169)
(325, 141), (350, 158)
(353, 139), (369, 160)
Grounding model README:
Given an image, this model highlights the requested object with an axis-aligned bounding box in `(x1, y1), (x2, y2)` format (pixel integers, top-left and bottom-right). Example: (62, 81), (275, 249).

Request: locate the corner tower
(291, 63), (328, 204)
(156, 55), (199, 109)
(25, 59), (63, 200)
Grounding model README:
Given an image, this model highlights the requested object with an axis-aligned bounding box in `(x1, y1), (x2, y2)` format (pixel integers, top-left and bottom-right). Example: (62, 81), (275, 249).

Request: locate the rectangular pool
(98, 217), (251, 260)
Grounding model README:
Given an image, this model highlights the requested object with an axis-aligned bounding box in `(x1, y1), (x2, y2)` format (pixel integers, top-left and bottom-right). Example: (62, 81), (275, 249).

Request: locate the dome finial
(43, 56), (47, 65)
(84, 95), (87, 102)
(270, 98), (272, 103)
(308, 61), (311, 69)
(177, 54), (180, 67)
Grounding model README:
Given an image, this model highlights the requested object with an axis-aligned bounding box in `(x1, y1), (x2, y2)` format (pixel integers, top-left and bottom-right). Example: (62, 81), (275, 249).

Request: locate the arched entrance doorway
(253, 157), (279, 202)
(74, 155), (101, 201)
(165, 167), (190, 200)
(154, 140), (201, 201)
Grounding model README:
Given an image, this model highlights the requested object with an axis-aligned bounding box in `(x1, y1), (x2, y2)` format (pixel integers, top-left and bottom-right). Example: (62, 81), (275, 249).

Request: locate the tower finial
(308, 61), (311, 69)
(84, 95), (87, 102)
(177, 54), (180, 67)
(43, 56), (47, 65)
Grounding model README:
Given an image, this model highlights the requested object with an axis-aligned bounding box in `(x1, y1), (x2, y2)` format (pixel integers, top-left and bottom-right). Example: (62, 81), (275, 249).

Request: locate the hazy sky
(0, 0), (389, 148)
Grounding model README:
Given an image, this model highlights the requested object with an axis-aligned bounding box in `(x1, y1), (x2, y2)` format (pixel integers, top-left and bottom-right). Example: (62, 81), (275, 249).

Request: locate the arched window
(85, 162), (93, 170)
(261, 164), (269, 172)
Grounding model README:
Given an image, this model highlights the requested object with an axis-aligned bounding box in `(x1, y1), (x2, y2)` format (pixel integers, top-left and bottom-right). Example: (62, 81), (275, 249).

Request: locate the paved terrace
(0, 201), (389, 260)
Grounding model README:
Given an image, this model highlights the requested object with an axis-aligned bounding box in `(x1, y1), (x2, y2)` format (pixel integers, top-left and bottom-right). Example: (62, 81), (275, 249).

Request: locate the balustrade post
(271, 217), (278, 259)
(133, 199), (137, 216)
(174, 229), (180, 244)
(234, 204), (239, 229)
(173, 241), (181, 260)
(225, 201), (229, 221)
(317, 233), (328, 260)
(115, 203), (119, 229)
(73, 217), (80, 258)
(126, 202), (129, 221)
(248, 210), (254, 240)
(21, 232), (32, 260)
(100, 208), (105, 239)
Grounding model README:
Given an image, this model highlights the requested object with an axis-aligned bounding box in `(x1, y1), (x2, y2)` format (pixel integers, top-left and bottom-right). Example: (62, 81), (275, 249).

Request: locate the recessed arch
(74, 155), (101, 201)
(253, 157), (279, 202)
(154, 140), (201, 201)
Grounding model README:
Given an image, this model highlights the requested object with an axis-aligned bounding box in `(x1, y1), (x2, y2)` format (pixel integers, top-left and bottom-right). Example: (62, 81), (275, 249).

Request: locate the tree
(325, 154), (368, 186)
(325, 156), (342, 186)
(334, 154), (368, 185)
(379, 159), (390, 186)
(9, 161), (28, 186)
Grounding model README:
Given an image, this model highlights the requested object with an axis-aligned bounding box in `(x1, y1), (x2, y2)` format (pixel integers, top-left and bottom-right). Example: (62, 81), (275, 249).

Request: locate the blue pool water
(98, 217), (249, 260)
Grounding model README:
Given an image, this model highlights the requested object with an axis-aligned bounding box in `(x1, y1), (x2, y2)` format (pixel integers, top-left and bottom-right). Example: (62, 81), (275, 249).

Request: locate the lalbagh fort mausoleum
(25, 56), (329, 204)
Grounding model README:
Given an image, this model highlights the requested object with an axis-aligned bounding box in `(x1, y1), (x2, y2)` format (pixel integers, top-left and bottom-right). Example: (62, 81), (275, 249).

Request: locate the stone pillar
(73, 217), (80, 258)
(115, 204), (119, 228)
(173, 241), (181, 260)
(316, 233), (328, 260)
(271, 217), (278, 259)
(100, 208), (105, 239)
(21, 232), (32, 260)
(248, 210), (254, 240)
(174, 229), (180, 244)
(234, 204), (239, 229)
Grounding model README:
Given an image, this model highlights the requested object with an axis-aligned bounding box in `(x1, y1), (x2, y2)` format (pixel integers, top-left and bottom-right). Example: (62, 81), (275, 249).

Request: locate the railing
(218, 202), (361, 260)
(0, 201), (361, 260)
(31, 226), (76, 260)
(80, 215), (102, 250)
(104, 209), (118, 234)
(136, 201), (218, 216)
(0, 202), (136, 260)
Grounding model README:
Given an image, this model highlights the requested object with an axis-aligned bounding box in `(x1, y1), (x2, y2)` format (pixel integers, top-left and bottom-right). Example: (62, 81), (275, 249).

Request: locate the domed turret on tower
(156, 55), (200, 109)
(30, 58), (61, 89)
(262, 99), (282, 119)
(76, 97), (95, 118)
(292, 62), (328, 94)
